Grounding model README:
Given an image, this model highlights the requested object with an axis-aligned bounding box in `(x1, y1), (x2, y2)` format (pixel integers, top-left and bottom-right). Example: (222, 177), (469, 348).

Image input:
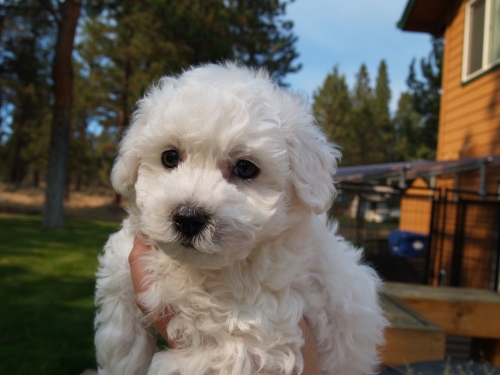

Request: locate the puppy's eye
(161, 150), (179, 169)
(233, 160), (259, 179)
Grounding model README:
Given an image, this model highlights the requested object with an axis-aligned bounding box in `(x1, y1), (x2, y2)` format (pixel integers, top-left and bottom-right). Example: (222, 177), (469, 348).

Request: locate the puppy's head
(112, 63), (340, 269)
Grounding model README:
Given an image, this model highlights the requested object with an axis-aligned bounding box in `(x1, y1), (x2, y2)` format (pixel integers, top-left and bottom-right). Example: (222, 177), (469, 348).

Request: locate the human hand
(298, 318), (321, 375)
(128, 235), (320, 375)
(128, 235), (176, 348)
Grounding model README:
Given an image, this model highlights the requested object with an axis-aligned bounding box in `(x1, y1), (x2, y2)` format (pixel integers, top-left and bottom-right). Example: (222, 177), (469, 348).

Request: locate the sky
(284, 0), (434, 112)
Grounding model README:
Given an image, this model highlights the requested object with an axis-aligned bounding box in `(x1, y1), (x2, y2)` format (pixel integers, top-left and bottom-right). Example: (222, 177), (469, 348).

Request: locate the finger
(128, 234), (152, 265)
(299, 318), (321, 375)
(128, 236), (175, 347)
(151, 313), (176, 349)
(129, 235), (153, 296)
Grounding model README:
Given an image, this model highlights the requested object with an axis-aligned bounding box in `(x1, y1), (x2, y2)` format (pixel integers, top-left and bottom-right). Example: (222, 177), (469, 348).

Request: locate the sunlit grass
(0, 214), (119, 375)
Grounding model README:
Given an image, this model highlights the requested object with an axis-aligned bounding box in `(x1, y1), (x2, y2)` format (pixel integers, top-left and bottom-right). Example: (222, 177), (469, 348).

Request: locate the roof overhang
(335, 155), (500, 186)
(397, 0), (451, 37)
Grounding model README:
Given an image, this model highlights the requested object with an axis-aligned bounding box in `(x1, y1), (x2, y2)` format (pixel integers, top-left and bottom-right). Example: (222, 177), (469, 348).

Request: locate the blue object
(388, 229), (429, 257)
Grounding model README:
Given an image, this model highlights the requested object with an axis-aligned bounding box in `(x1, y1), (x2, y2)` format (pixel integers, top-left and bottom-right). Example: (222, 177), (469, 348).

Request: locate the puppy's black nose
(172, 205), (208, 237)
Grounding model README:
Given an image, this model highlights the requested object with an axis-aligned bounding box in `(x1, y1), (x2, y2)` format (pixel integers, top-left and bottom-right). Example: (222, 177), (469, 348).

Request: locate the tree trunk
(42, 0), (81, 229)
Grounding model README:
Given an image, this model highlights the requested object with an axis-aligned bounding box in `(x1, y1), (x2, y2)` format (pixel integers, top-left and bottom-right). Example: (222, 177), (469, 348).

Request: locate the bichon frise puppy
(95, 63), (386, 375)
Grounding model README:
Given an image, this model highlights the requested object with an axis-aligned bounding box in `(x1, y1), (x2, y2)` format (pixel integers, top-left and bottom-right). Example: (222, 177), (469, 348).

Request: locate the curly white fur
(94, 63), (387, 375)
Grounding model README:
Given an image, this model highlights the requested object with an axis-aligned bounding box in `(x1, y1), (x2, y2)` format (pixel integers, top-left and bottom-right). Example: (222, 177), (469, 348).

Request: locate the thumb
(129, 235), (153, 296)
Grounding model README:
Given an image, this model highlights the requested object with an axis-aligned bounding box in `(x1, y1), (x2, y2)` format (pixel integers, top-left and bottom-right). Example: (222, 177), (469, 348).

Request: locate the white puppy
(95, 63), (387, 375)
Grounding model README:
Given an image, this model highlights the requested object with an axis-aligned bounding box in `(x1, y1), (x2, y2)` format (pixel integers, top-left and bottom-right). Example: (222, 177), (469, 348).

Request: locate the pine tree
(373, 60), (393, 160)
(68, 61), (99, 191)
(41, 0), (83, 229)
(76, 0), (301, 140)
(392, 92), (422, 161)
(406, 38), (443, 160)
(0, 1), (54, 187)
(228, 0), (301, 83)
(1, 0), (110, 228)
(76, 0), (301, 203)
(350, 64), (383, 165)
(1, 0), (301, 218)
(312, 66), (351, 149)
(313, 63), (391, 166)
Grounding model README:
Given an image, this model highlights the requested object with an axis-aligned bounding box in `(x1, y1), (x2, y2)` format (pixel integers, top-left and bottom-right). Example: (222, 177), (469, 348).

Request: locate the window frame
(462, 0), (500, 82)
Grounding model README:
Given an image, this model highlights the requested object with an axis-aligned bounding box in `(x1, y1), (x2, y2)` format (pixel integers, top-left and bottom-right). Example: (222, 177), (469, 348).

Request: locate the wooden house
(396, 0), (500, 289)
(398, 0), (500, 193)
(335, 4), (500, 365)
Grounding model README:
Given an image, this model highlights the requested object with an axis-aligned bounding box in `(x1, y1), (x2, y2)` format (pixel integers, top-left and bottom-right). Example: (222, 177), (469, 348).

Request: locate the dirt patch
(0, 183), (127, 222)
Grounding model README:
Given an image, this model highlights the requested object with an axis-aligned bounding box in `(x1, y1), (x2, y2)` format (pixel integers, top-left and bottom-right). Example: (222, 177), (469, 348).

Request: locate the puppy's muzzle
(172, 205), (209, 238)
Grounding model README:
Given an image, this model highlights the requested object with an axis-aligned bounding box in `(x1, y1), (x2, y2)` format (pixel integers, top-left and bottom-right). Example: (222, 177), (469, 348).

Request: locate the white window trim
(462, 0), (500, 82)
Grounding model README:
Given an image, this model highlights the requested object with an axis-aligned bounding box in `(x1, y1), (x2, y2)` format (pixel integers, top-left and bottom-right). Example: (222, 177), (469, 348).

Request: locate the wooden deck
(384, 282), (500, 338)
(381, 282), (500, 366)
(380, 294), (445, 366)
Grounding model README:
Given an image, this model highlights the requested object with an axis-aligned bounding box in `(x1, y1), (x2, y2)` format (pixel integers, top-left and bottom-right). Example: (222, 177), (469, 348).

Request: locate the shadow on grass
(0, 214), (120, 375)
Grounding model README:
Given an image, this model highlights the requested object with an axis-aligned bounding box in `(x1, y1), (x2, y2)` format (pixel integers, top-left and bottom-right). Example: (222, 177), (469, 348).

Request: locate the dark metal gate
(334, 183), (500, 290)
(428, 189), (500, 290)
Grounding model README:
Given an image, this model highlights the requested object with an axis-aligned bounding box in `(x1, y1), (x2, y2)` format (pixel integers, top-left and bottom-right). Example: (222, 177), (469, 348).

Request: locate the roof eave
(397, 0), (418, 31)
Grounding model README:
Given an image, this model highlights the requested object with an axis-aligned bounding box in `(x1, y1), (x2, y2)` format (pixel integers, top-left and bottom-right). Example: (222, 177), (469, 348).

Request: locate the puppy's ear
(283, 96), (341, 214)
(111, 77), (178, 198)
(110, 122), (142, 198)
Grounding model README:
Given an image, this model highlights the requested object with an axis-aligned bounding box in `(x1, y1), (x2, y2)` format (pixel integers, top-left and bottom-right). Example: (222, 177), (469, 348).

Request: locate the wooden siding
(455, 167), (500, 192)
(437, 0), (500, 180)
(435, 2), (500, 289)
(399, 178), (432, 235)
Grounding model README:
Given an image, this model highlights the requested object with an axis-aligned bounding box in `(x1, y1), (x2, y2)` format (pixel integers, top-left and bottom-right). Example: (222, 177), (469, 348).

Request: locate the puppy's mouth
(178, 236), (197, 249)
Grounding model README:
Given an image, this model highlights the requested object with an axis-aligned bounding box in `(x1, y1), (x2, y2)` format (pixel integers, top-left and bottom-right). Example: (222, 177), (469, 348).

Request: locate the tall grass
(0, 214), (120, 375)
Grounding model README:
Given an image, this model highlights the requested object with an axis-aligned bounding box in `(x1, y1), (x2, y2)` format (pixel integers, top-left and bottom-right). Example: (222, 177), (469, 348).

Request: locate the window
(463, 0), (500, 81)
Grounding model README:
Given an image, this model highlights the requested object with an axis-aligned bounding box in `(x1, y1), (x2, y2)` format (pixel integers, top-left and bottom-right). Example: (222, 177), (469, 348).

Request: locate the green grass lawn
(0, 214), (120, 375)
